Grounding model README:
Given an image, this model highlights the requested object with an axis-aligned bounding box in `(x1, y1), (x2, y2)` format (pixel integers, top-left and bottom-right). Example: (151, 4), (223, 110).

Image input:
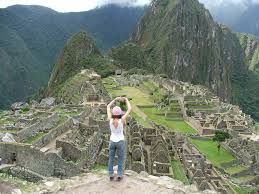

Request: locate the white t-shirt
(109, 118), (124, 142)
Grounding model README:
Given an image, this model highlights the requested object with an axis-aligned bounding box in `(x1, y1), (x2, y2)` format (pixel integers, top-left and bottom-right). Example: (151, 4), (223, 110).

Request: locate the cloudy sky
(0, 0), (259, 12)
(0, 0), (151, 12)
(199, 0), (259, 8)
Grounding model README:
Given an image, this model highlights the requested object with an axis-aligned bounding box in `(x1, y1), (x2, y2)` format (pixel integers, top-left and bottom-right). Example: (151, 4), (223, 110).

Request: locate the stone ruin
(0, 71), (258, 194)
(151, 74), (255, 137)
(179, 138), (234, 193)
(223, 137), (259, 172)
(0, 101), (107, 181)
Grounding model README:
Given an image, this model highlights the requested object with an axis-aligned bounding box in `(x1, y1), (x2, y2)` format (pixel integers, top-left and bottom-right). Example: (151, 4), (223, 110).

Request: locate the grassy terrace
(226, 180), (256, 194)
(191, 138), (235, 167)
(171, 158), (189, 184)
(102, 77), (197, 134)
(0, 129), (21, 134)
(140, 107), (196, 134)
(23, 132), (46, 144)
(130, 111), (152, 128)
(190, 138), (257, 193)
(224, 165), (248, 175)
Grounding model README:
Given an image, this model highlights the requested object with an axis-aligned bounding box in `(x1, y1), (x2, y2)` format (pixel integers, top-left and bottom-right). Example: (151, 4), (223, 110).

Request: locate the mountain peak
(129, 0), (247, 101)
(47, 31), (101, 92)
(6, 4), (57, 14)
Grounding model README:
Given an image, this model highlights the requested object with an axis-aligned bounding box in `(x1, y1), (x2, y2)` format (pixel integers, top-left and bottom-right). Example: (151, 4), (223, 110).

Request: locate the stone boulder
(31, 100), (40, 108)
(11, 102), (29, 111)
(40, 97), (55, 107)
(0, 133), (16, 142)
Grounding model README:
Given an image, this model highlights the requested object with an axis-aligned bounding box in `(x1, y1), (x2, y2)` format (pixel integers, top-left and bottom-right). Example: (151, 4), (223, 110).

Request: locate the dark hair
(112, 115), (122, 119)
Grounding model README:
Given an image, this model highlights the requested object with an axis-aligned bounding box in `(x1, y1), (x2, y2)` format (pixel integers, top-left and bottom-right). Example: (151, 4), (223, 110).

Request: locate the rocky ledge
(29, 169), (217, 194)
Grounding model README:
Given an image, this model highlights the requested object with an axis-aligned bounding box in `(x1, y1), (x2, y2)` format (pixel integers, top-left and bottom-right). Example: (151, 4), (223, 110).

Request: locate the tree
(213, 130), (230, 152)
(186, 108), (195, 117)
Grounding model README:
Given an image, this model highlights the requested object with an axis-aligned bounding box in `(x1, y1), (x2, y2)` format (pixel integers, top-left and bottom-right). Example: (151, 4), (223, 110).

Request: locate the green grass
(91, 163), (108, 171)
(232, 175), (256, 184)
(224, 165), (248, 175)
(142, 81), (166, 103)
(0, 118), (13, 125)
(171, 159), (189, 184)
(254, 122), (259, 134)
(0, 173), (38, 193)
(23, 132), (46, 144)
(103, 76), (196, 134)
(0, 129), (21, 134)
(130, 111), (152, 128)
(226, 179), (255, 194)
(105, 85), (155, 106)
(190, 139), (235, 167)
(140, 107), (196, 134)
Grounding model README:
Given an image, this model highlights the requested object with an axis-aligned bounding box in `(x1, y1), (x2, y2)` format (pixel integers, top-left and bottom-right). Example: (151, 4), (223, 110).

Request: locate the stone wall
(33, 118), (74, 148)
(56, 140), (82, 162)
(6, 166), (44, 182)
(187, 117), (202, 132)
(57, 130), (103, 169)
(0, 142), (80, 178)
(16, 113), (59, 142)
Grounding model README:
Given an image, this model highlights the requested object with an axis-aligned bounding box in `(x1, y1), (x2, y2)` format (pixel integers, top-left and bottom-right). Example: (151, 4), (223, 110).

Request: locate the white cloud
(0, 0), (151, 12)
(199, 0), (259, 8)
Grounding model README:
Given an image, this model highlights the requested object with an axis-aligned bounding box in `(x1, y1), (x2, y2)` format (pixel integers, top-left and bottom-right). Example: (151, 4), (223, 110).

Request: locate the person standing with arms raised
(106, 96), (132, 181)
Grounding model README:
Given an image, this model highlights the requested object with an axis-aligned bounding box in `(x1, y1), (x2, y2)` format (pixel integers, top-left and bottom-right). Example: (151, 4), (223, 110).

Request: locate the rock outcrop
(30, 170), (217, 194)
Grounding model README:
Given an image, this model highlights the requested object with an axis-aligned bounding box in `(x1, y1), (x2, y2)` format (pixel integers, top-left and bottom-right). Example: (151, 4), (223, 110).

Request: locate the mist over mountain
(199, 0), (259, 37)
(0, 4), (145, 108)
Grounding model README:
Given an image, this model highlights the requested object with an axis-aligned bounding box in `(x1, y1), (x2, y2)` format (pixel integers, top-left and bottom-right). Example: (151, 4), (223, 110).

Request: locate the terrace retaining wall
(33, 118), (74, 148)
(16, 113), (59, 142)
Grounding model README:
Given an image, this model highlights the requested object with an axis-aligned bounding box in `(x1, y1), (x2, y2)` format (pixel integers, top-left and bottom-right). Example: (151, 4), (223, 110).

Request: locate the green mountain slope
(0, 4), (145, 108)
(47, 31), (101, 91)
(0, 24), (45, 108)
(47, 31), (117, 95)
(237, 33), (259, 71)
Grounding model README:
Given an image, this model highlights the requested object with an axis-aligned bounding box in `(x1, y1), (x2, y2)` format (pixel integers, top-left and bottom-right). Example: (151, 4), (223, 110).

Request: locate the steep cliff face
(237, 32), (259, 71)
(130, 0), (247, 101)
(47, 31), (101, 92)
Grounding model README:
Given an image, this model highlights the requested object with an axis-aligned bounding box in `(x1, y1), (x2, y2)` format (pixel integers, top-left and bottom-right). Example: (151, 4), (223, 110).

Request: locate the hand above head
(115, 96), (121, 101)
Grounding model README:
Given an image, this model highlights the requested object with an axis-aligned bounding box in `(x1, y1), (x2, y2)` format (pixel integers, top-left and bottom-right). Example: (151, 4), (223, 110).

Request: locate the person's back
(109, 118), (124, 142)
(106, 97), (132, 181)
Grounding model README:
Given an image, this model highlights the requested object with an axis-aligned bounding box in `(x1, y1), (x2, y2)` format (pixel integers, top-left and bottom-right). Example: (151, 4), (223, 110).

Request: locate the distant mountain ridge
(110, 0), (259, 120)
(0, 4), (145, 108)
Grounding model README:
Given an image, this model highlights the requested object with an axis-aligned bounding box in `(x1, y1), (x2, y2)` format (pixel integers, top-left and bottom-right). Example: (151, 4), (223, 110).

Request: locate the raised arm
(121, 97), (132, 123)
(107, 97), (118, 120)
